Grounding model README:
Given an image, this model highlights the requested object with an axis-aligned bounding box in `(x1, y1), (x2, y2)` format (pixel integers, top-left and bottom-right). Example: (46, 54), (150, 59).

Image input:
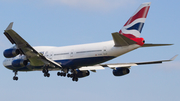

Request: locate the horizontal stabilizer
(112, 32), (136, 47)
(142, 43), (173, 47)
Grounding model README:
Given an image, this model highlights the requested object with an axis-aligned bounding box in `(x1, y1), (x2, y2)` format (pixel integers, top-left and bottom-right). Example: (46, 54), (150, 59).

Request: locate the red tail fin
(119, 2), (151, 46)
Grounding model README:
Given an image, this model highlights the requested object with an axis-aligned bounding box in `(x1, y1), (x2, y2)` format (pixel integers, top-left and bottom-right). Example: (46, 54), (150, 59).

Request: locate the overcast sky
(0, 0), (180, 101)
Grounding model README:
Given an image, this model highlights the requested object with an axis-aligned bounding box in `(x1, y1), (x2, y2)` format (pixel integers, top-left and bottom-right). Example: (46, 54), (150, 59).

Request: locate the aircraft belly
(5, 56), (115, 71)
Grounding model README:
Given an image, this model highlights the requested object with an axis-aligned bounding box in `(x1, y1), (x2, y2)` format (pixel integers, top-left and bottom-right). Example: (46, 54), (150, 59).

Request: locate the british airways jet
(3, 2), (177, 82)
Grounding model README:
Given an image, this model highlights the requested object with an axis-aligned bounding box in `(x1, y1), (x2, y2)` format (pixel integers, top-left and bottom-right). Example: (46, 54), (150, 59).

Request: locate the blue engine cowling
(76, 70), (90, 78)
(3, 49), (20, 58)
(113, 67), (130, 76)
(12, 59), (28, 67)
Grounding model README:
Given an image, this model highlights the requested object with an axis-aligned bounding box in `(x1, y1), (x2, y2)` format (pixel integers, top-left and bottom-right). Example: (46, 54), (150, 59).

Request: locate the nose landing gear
(13, 71), (18, 81)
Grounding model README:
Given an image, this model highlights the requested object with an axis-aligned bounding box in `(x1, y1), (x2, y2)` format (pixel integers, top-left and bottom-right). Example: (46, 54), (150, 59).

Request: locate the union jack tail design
(119, 2), (151, 46)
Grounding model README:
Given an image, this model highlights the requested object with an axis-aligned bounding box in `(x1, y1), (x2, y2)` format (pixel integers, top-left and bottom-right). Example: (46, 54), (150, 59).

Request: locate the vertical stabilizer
(119, 2), (151, 46)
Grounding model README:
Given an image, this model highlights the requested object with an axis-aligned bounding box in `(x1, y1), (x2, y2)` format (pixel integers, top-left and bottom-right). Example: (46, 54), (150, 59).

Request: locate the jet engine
(12, 59), (28, 67)
(76, 70), (90, 78)
(3, 48), (20, 58)
(113, 67), (130, 76)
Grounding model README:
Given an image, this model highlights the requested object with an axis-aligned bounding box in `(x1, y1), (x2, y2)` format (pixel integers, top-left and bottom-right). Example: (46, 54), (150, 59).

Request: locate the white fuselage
(3, 40), (140, 71)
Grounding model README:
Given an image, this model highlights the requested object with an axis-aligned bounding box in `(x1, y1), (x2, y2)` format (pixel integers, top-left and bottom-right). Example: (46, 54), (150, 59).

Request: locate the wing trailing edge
(103, 55), (178, 69)
(78, 55), (178, 71)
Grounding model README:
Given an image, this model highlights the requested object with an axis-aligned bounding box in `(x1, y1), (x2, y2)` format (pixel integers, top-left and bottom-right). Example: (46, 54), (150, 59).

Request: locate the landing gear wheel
(44, 73), (47, 77)
(13, 76), (16, 80)
(72, 77), (78, 82)
(42, 69), (46, 73)
(67, 74), (70, 78)
(63, 73), (66, 77)
(47, 73), (50, 77)
(15, 77), (18, 80)
(44, 73), (50, 77)
(75, 78), (78, 82)
(57, 72), (61, 76)
(57, 72), (66, 77)
(72, 77), (75, 81)
(13, 76), (18, 81)
(42, 66), (50, 78)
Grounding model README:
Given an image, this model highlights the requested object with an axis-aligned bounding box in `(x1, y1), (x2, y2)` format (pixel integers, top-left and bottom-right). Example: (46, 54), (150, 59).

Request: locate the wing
(79, 55), (178, 71)
(4, 22), (62, 69)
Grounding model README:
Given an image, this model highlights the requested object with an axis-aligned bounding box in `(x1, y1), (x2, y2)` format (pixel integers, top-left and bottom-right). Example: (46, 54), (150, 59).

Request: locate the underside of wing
(79, 66), (105, 72)
(78, 55), (177, 71)
(101, 55), (178, 69)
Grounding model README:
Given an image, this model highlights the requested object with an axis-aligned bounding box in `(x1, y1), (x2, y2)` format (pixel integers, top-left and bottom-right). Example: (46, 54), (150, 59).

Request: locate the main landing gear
(67, 73), (78, 82)
(72, 75), (78, 82)
(13, 71), (18, 81)
(57, 72), (66, 77)
(57, 70), (78, 82)
(42, 66), (50, 77)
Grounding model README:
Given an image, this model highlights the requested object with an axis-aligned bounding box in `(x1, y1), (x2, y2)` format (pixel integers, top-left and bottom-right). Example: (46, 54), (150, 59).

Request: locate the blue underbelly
(5, 56), (115, 71)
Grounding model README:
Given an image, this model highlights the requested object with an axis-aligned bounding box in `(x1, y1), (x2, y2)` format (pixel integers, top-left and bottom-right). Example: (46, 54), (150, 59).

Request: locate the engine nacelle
(76, 70), (90, 78)
(113, 67), (130, 76)
(3, 48), (20, 58)
(12, 59), (28, 67)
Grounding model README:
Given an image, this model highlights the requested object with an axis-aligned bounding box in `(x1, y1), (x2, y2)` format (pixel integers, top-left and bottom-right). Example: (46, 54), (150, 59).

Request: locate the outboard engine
(3, 48), (20, 58)
(113, 67), (130, 76)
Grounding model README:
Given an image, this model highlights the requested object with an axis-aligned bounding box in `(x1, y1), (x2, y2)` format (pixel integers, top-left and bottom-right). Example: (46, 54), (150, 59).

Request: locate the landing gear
(57, 70), (79, 82)
(57, 68), (69, 77)
(57, 72), (66, 77)
(71, 73), (78, 82)
(44, 72), (50, 77)
(72, 76), (78, 82)
(71, 70), (78, 82)
(13, 71), (18, 81)
(13, 76), (18, 80)
(67, 73), (72, 78)
(42, 66), (50, 77)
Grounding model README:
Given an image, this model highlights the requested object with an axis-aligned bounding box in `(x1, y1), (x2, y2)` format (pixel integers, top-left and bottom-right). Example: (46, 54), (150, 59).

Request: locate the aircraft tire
(44, 73), (47, 77)
(47, 73), (50, 77)
(57, 72), (61, 76)
(13, 76), (18, 81)
(75, 78), (78, 82)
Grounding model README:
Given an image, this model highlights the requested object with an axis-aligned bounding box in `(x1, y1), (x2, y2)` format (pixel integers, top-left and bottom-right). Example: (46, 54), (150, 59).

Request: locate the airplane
(3, 2), (177, 82)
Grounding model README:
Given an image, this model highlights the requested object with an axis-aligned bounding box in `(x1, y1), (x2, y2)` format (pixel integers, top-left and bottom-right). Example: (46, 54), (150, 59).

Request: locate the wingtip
(6, 22), (14, 30)
(170, 55), (178, 61)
